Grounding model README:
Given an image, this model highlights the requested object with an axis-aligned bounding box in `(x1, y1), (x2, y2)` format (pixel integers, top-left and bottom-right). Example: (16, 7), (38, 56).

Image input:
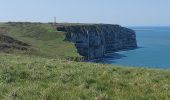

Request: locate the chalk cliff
(57, 24), (137, 59)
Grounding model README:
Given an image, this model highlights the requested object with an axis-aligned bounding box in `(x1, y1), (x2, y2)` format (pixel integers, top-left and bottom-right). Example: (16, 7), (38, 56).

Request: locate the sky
(0, 0), (170, 26)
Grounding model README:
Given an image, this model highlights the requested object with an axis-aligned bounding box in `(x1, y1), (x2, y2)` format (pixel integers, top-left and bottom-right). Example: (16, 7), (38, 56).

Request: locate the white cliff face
(57, 24), (137, 60)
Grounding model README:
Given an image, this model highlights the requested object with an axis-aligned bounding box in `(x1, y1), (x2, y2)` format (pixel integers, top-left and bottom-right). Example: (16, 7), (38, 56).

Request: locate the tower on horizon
(54, 17), (56, 26)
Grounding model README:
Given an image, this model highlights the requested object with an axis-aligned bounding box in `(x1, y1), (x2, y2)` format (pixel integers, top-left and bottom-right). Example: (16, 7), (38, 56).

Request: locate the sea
(101, 26), (170, 69)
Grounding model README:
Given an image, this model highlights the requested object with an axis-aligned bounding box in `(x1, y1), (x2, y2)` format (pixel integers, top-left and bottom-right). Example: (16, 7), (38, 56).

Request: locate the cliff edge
(57, 24), (137, 59)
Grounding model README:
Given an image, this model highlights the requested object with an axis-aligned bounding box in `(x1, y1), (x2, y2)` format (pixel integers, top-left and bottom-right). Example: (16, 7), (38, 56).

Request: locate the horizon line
(0, 21), (170, 27)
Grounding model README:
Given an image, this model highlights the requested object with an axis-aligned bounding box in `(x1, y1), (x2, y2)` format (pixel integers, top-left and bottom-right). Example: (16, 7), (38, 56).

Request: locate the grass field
(0, 53), (170, 100)
(2, 22), (80, 59)
(0, 22), (170, 100)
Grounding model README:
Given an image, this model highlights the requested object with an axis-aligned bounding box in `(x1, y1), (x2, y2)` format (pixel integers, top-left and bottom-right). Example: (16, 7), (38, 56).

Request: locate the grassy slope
(1, 23), (79, 59)
(0, 23), (170, 100)
(0, 53), (170, 100)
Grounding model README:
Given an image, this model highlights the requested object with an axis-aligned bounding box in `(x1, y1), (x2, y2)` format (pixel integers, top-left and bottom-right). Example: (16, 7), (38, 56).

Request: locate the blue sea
(102, 27), (170, 69)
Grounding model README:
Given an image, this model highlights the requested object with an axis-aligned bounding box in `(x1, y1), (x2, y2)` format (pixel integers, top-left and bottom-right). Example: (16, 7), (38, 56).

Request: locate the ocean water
(102, 27), (170, 69)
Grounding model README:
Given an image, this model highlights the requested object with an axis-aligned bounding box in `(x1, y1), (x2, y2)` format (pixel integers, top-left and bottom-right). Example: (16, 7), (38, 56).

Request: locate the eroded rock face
(57, 24), (137, 59)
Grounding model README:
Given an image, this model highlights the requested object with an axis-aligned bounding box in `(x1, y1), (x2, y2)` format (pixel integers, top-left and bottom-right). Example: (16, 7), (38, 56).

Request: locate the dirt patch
(0, 34), (31, 51)
(0, 27), (7, 35)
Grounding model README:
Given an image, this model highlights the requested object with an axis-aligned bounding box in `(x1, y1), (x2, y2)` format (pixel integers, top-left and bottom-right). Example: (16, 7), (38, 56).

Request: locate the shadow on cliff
(94, 47), (143, 64)
(93, 53), (127, 64)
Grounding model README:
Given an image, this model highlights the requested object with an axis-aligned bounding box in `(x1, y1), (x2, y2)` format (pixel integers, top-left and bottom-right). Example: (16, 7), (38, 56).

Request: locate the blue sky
(0, 0), (170, 26)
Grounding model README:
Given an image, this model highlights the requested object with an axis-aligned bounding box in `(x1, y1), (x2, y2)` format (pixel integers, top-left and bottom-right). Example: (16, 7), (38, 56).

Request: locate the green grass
(0, 53), (170, 100)
(0, 22), (170, 99)
(2, 23), (80, 59)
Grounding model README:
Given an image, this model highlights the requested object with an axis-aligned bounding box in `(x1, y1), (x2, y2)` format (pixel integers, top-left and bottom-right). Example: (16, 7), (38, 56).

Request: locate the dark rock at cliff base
(57, 24), (137, 60)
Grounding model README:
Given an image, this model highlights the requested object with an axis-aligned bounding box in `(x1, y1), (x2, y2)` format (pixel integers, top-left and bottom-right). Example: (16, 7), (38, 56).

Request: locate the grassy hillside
(0, 53), (170, 100)
(0, 22), (80, 59)
(0, 22), (170, 100)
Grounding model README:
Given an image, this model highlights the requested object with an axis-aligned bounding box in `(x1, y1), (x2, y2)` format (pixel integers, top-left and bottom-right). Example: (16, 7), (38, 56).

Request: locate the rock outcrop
(57, 24), (137, 60)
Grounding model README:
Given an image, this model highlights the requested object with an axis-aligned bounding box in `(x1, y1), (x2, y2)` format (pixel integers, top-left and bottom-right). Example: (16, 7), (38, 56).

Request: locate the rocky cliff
(57, 24), (137, 60)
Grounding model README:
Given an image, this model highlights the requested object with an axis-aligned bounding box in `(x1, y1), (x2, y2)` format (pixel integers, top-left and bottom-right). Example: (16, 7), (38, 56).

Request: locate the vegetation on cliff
(0, 22), (80, 59)
(0, 22), (169, 100)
